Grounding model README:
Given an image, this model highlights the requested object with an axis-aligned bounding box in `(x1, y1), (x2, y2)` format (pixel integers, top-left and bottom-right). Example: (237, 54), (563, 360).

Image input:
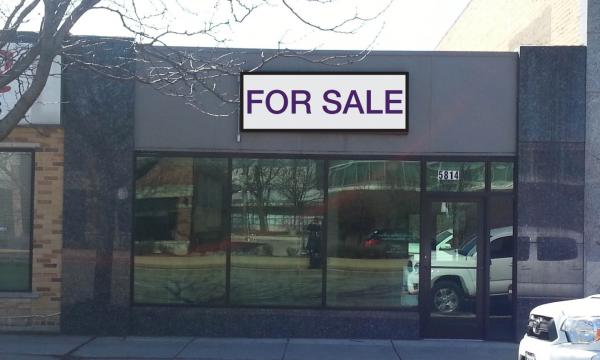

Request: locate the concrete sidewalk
(0, 335), (518, 360)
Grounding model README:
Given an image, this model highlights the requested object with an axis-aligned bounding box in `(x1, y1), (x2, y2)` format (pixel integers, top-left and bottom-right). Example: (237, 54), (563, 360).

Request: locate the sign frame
(239, 71), (409, 133)
(0, 44), (62, 125)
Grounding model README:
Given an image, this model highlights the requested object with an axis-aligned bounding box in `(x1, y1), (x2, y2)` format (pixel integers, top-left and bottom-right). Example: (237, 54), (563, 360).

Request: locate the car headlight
(413, 262), (419, 274)
(561, 317), (600, 344)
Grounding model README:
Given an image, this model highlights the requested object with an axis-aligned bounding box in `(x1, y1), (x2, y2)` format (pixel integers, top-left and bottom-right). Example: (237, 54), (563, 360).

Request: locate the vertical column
(585, 0), (600, 296)
(61, 39), (135, 334)
(517, 46), (586, 337)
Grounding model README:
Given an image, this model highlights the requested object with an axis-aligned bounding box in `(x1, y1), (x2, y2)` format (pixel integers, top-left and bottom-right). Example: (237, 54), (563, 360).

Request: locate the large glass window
(134, 157), (228, 304)
(230, 158), (325, 306)
(131, 155), (515, 311)
(326, 160), (420, 307)
(0, 152), (32, 291)
(491, 162), (514, 191)
(487, 196), (514, 340)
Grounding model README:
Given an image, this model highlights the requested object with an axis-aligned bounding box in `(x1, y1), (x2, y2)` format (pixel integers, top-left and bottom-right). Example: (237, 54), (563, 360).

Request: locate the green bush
(260, 243), (274, 256)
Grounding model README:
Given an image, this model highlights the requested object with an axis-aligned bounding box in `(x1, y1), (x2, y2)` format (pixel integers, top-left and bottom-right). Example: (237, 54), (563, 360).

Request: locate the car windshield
(435, 230), (452, 244)
(367, 229), (416, 242)
(457, 235), (478, 256)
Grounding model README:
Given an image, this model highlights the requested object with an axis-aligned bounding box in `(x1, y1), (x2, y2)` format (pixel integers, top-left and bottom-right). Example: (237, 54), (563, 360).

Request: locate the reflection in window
(429, 201), (480, 317)
(491, 162), (514, 191)
(426, 162), (485, 192)
(230, 158), (324, 305)
(327, 160), (420, 307)
(134, 157), (228, 304)
(0, 152), (32, 291)
(487, 196), (514, 341)
(131, 156), (517, 309)
(328, 160), (419, 191)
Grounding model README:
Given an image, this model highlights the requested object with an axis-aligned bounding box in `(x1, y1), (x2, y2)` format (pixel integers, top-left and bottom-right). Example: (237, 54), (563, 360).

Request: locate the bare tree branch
(2, 0), (26, 32)
(0, 0), (41, 48)
(281, 0), (393, 34)
(0, 0), (392, 140)
(55, 0), (101, 41)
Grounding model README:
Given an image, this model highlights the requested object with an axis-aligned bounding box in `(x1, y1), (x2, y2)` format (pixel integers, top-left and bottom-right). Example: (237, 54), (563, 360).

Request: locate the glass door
(420, 198), (484, 338)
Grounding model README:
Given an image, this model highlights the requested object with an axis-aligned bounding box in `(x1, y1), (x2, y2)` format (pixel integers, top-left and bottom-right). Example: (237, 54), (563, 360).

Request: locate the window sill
(0, 292), (40, 299)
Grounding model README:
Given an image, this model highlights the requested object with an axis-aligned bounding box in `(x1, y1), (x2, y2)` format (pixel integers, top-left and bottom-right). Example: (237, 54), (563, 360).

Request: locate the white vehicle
(518, 295), (600, 360)
(516, 227), (583, 298)
(405, 229), (455, 256)
(404, 226), (513, 313)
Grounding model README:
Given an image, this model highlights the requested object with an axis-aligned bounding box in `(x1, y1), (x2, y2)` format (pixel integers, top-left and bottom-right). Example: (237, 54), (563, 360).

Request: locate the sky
(7, 0), (471, 51)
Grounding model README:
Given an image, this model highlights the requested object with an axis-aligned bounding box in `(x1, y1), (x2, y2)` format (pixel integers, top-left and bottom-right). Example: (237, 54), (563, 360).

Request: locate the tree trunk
(257, 198), (268, 233)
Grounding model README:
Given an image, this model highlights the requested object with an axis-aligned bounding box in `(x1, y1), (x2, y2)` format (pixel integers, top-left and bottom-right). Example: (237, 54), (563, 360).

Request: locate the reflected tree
(274, 159), (320, 233)
(234, 159), (281, 233)
(0, 153), (30, 241)
(246, 161), (281, 233)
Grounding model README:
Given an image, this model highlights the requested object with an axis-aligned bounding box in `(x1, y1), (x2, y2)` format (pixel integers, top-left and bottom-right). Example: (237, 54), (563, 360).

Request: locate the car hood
(408, 252), (474, 264)
(532, 295), (600, 319)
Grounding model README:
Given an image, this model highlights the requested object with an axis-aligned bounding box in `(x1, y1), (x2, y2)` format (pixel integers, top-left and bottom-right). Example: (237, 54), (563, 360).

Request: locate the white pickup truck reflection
(404, 226), (513, 313)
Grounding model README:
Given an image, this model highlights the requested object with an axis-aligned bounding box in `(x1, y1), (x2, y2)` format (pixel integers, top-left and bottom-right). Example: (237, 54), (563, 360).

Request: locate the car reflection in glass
(361, 229), (453, 259)
(404, 227), (514, 314)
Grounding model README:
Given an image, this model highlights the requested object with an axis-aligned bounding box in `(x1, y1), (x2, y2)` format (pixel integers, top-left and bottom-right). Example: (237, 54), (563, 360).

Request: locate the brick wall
(437, 0), (586, 51)
(0, 127), (63, 332)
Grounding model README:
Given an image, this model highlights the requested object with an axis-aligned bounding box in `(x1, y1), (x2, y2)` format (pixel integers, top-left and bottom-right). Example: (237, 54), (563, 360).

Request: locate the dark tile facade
(517, 46), (587, 337)
(585, 2), (600, 296)
(61, 39), (136, 335)
(131, 308), (419, 339)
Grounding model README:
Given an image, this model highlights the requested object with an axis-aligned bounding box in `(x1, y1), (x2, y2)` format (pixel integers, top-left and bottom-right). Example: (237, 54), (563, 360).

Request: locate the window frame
(0, 149), (35, 293)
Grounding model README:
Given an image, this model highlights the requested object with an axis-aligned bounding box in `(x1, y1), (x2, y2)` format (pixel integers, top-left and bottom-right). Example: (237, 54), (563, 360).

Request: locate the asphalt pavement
(0, 335), (519, 360)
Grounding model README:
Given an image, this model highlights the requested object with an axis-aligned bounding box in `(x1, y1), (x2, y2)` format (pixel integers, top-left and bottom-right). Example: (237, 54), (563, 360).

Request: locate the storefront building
(47, 43), (576, 342)
(0, 2), (595, 341)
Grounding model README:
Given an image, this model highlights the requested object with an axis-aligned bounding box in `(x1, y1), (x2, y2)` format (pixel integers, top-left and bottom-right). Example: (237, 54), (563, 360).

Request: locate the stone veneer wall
(61, 39), (135, 335)
(517, 46), (587, 338)
(585, 0), (600, 296)
(0, 127), (63, 331)
(437, 0), (586, 51)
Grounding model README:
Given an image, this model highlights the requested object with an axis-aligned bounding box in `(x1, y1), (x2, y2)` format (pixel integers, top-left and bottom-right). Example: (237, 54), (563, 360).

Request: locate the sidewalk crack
(63, 336), (97, 359)
(280, 338), (290, 360)
(173, 337), (196, 359)
(391, 340), (403, 360)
